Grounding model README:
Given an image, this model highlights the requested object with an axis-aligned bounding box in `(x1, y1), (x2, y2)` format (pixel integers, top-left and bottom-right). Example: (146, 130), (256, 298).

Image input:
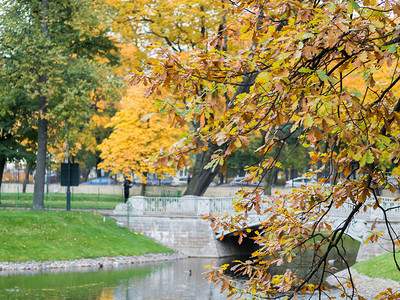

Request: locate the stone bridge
(110, 195), (400, 261)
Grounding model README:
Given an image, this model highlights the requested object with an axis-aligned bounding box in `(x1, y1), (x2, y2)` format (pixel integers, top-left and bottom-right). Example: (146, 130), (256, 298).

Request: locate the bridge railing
(365, 197), (400, 220)
(324, 197), (400, 221)
(113, 196), (240, 216)
(142, 196), (198, 215)
(138, 196), (271, 215)
(113, 195), (400, 220)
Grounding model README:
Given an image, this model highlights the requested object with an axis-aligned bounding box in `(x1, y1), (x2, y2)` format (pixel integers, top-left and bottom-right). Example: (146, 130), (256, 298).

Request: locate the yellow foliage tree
(47, 41), (140, 180)
(103, 0), (219, 54)
(101, 0), (227, 195)
(98, 83), (184, 187)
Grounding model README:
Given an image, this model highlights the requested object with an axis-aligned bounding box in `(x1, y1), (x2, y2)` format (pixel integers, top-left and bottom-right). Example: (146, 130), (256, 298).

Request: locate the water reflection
(0, 256), (373, 299)
(0, 258), (227, 300)
(113, 259), (228, 300)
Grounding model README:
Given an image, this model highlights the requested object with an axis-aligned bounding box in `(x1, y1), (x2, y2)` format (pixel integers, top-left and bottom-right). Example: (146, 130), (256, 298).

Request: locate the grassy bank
(0, 210), (173, 262)
(353, 252), (400, 282)
(0, 190), (182, 210)
(0, 193), (124, 210)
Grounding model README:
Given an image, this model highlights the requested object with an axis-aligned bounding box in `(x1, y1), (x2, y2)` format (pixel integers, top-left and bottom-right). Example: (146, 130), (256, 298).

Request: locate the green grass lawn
(353, 252), (400, 282)
(0, 210), (173, 262)
(0, 193), (124, 210)
(0, 191), (182, 210)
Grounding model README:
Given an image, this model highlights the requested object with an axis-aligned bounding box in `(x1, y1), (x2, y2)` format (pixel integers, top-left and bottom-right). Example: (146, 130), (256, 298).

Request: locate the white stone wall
(111, 215), (221, 257)
(356, 222), (400, 262)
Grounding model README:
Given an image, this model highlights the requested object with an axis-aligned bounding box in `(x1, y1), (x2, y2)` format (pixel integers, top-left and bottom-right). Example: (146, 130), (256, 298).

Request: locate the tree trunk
(140, 172), (148, 196)
(23, 163), (32, 193)
(290, 169), (298, 179)
(140, 183), (147, 196)
(82, 168), (90, 182)
(263, 140), (285, 195)
(33, 92), (48, 210)
(218, 171), (224, 185)
(183, 70), (258, 197)
(32, 0), (49, 211)
(182, 42), (259, 196)
(0, 158), (6, 193)
(264, 166), (278, 196)
(273, 170), (278, 185)
(184, 145), (220, 196)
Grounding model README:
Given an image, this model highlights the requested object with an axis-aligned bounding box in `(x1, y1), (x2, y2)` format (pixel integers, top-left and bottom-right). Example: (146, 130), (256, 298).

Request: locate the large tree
(0, 1), (41, 192)
(140, 0), (400, 298)
(0, 90), (35, 191)
(103, 0), (225, 195)
(0, 0), (119, 210)
(98, 83), (183, 195)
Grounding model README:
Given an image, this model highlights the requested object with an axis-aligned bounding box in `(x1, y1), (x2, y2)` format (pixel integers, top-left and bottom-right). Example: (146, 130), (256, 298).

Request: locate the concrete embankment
(0, 253), (187, 273)
(326, 268), (400, 298)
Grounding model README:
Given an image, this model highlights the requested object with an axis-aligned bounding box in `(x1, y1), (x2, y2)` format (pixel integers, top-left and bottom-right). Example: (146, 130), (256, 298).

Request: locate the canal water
(0, 256), (371, 299)
(0, 258), (227, 300)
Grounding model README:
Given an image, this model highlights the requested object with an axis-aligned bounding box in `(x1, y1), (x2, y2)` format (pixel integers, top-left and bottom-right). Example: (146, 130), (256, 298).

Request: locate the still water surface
(0, 257), (370, 299)
(0, 258), (227, 300)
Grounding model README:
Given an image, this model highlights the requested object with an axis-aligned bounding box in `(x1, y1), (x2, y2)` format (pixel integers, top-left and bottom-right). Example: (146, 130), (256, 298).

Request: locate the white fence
(113, 195), (400, 221)
(327, 197), (400, 221)
(114, 196), (241, 216)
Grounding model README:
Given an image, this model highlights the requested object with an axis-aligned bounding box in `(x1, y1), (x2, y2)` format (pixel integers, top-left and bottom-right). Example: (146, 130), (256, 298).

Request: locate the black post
(61, 162), (79, 211)
(66, 161), (71, 211)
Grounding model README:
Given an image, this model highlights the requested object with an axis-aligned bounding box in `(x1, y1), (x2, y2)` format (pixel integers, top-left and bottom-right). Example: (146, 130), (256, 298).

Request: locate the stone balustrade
(114, 195), (400, 220)
(113, 195), (241, 216)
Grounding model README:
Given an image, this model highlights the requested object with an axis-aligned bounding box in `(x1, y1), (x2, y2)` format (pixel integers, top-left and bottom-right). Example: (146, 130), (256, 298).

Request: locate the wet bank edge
(326, 267), (400, 297)
(0, 253), (188, 272)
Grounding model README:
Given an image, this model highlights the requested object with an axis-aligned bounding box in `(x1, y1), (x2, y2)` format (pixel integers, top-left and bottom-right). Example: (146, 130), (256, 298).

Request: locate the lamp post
(16, 160), (19, 184)
(61, 138), (79, 211)
(65, 141), (71, 211)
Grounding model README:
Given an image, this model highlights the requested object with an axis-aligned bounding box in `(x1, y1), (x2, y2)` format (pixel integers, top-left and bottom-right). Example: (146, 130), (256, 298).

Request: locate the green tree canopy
(0, 0), (120, 209)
